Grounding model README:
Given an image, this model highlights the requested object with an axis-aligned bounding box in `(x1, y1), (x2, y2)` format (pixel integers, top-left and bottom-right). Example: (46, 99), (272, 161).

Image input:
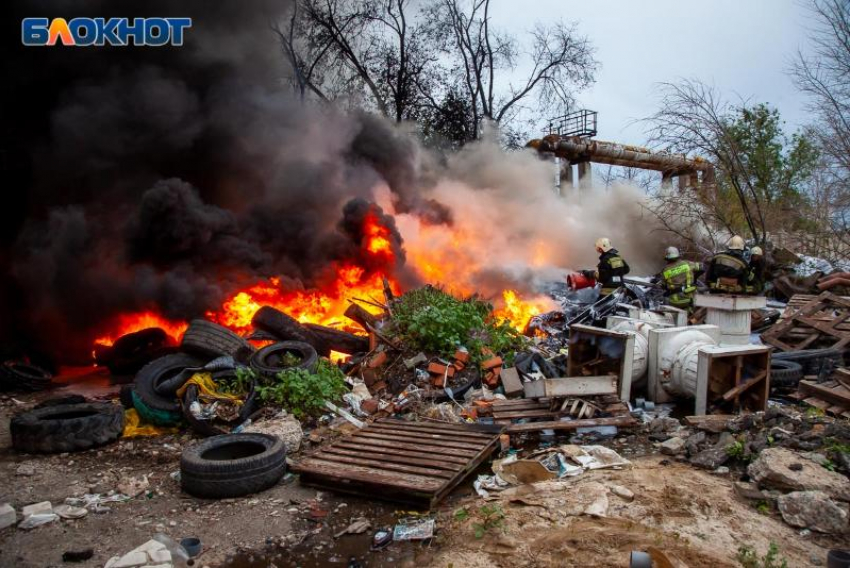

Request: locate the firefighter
(657, 246), (703, 310)
(748, 246), (767, 294)
(706, 235), (751, 294)
(594, 237), (630, 296)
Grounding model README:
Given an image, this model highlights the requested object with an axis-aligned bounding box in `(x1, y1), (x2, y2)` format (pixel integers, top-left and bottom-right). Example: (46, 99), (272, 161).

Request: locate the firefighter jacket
(706, 249), (750, 293)
(748, 257), (767, 294)
(597, 249), (630, 295)
(659, 259), (701, 308)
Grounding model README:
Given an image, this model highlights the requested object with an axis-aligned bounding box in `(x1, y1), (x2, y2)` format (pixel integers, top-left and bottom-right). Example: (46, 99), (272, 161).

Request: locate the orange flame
(493, 289), (550, 332)
(363, 210), (394, 259)
(94, 311), (188, 347)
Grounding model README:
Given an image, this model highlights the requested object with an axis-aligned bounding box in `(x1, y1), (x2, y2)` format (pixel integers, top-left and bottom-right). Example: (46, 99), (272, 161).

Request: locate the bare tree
(424, 0), (597, 141)
(278, 0), (435, 122)
(791, 0), (850, 262)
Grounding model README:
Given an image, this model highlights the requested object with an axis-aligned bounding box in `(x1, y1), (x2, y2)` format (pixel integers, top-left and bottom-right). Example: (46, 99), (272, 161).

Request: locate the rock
(244, 413), (303, 452)
(685, 431), (706, 455)
(712, 466), (730, 475)
(748, 448), (850, 501)
(16, 463), (35, 477)
(660, 437), (686, 455)
(21, 501), (52, 517)
(609, 485), (634, 502)
(583, 487), (609, 518)
(714, 431), (736, 450)
(0, 504), (16, 530)
(734, 481), (768, 501)
(801, 452), (829, 467)
(689, 448), (729, 470)
(649, 417), (680, 434)
(54, 505), (87, 520)
(117, 475), (149, 498)
(777, 491), (849, 534)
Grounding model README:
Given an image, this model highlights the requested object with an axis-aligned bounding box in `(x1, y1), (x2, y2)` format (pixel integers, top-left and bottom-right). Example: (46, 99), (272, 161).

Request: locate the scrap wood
(523, 375), (618, 398)
(797, 379), (850, 408)
(762, 291), (850, 351)
(505, 415), (636, 434)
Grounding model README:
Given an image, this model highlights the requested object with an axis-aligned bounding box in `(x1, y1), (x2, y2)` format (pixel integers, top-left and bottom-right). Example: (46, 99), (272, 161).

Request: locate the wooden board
(505, 415), (636, 433)
(291, 418), (501, 508)
(523, 375), (617, 398)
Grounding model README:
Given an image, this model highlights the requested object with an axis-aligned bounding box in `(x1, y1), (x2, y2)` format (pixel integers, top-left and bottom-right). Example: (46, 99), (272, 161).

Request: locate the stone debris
(777, 491), (849, 534)
(0, 504), (16, 531)
(660, 436), (686, 455)
(243, 412), (304, 453)
(748, 448), (850, 501)
(104, 539), (174, 568)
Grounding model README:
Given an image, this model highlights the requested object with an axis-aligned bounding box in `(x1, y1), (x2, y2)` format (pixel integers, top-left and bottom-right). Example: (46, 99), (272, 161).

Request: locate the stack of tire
(129, 320), (255, 426)
(770, 348), (847, 390)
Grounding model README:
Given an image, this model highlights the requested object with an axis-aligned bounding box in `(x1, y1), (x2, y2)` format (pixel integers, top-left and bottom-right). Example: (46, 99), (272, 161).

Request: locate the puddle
(219, 497), (440, 568)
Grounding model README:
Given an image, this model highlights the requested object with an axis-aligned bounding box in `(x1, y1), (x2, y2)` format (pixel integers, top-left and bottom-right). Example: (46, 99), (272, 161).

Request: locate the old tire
(180, 433), (286, 498)
(181, 320), (253, 359)
(770, 359), (804, 389)
(0, 361), (53, 391)
(10, 403), (125, 454)
(773, 348), (845, 374)
(250, 341), (318, 379)
(134, 353), (205, 419)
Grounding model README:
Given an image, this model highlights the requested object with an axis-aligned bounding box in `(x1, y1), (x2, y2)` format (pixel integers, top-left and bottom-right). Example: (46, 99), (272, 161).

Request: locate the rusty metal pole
(577, 161), (593, 190)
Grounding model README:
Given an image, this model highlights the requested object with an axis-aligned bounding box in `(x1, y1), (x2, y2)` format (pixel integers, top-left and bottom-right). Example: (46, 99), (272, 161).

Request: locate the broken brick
(432, 375), (445, 388)
(500, 367), (523, 398)
(483, 369), (500, 388)
(427, 362), (455, 378)
(360, 398), (379, 415)
(371, 380), (387, 392)
(481, 356), (503, 370)
(362, 368), (378, 387)
(453, 349), (470, 364)
(367, 351), (388, 368)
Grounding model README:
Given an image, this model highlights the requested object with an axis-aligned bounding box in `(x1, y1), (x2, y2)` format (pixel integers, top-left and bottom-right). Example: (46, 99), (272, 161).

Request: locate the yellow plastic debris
(175, 372), (243, 405)
(122, 408), (178, 438)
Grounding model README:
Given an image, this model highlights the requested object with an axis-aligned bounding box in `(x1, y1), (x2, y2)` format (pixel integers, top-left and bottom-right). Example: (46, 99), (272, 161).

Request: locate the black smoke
(1, 0), (424, 362)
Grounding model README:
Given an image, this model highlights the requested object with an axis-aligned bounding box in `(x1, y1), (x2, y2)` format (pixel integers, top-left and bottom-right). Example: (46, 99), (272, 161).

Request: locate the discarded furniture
(567, 324), (634, 401)
(695, 344), (771, 415)
(291, 418), (501, 508)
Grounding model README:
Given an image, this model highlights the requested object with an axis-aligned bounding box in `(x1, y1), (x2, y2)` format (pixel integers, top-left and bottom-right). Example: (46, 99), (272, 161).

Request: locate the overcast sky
(490, 0), (816, 146)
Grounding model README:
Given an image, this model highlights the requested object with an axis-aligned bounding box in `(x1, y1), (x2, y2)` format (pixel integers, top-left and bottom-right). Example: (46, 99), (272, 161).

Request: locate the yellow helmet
(728, 235), (745, 250)
(595, 237), (612, 252)
(751, 246), (763, 256)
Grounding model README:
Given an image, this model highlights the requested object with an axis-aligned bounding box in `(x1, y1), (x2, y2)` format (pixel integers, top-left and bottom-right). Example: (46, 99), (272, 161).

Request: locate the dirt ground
(0, 388), (847, 568)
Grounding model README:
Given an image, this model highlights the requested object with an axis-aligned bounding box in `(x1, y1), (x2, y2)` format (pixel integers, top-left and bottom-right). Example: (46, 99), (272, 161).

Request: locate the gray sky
(490, 0), (815, 146)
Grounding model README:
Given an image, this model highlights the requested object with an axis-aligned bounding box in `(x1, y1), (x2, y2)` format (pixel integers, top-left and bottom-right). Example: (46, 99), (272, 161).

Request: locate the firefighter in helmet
(748, 246), (767, 294)
(657, 246), (703, 310)
(593, 237), (630, 296)
(706, 235), (751, 294)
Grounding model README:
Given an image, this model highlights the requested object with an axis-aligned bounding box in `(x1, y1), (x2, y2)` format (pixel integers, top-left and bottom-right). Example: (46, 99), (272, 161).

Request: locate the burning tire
(133, 353), (205, 424)
(251, 307), (323, 348)
(0, 361), (53, 392)
(181, 319), (254, 359)
(99, 328), (176, 375)
(180, 433), (286, 498)
(769, 359), (804, 389)
(249, 341), (318, 378)
(10, 403), (125, 454)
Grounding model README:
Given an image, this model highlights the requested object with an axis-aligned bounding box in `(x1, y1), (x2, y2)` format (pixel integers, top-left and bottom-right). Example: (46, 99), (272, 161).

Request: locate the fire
(94, 311), (188, 347)
(493, 289), (551, 332)
(363, 211), (393, 258)
(207, 264), (398, 335)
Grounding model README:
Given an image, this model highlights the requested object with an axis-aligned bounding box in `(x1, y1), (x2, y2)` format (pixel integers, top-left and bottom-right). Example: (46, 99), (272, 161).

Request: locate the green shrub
(391, 286), (526, 362)
(256, 359), (347, 419)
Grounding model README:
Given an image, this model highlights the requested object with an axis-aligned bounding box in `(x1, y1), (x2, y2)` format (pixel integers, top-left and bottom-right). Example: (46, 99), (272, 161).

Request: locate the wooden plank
(491, 409), (560, 420)
(379, 417), (497, 433)
(505, 416), (635, 433)
(293, 457), (445, 493)
(432, 436), (498, 504)
(523, 375), (617, 398)
(309, 452), (457, 479)
(368, 421), (496, 440)
(332, 440), (470, 465)
(799, 380), (850, 407)
(339, 434), (481, 457)
(351, 431), (487, 451)
(320, 446), (462, 472)
(722, 371), (767, 402)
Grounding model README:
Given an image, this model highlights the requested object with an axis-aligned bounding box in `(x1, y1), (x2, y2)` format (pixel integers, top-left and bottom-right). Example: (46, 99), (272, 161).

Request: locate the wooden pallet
(291, 418), (501, 508)
(762, 292), (850, 351)
(780, 293), (850, 320)
(796, 376), (850, 419)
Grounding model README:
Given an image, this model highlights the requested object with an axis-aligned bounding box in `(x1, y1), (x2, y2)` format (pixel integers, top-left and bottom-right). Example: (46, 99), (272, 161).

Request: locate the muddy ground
(0, 383), (847, 568)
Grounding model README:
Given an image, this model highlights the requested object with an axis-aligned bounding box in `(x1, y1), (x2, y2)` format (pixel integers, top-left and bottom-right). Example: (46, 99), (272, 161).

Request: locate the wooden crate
(291, 418), (501, 508)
